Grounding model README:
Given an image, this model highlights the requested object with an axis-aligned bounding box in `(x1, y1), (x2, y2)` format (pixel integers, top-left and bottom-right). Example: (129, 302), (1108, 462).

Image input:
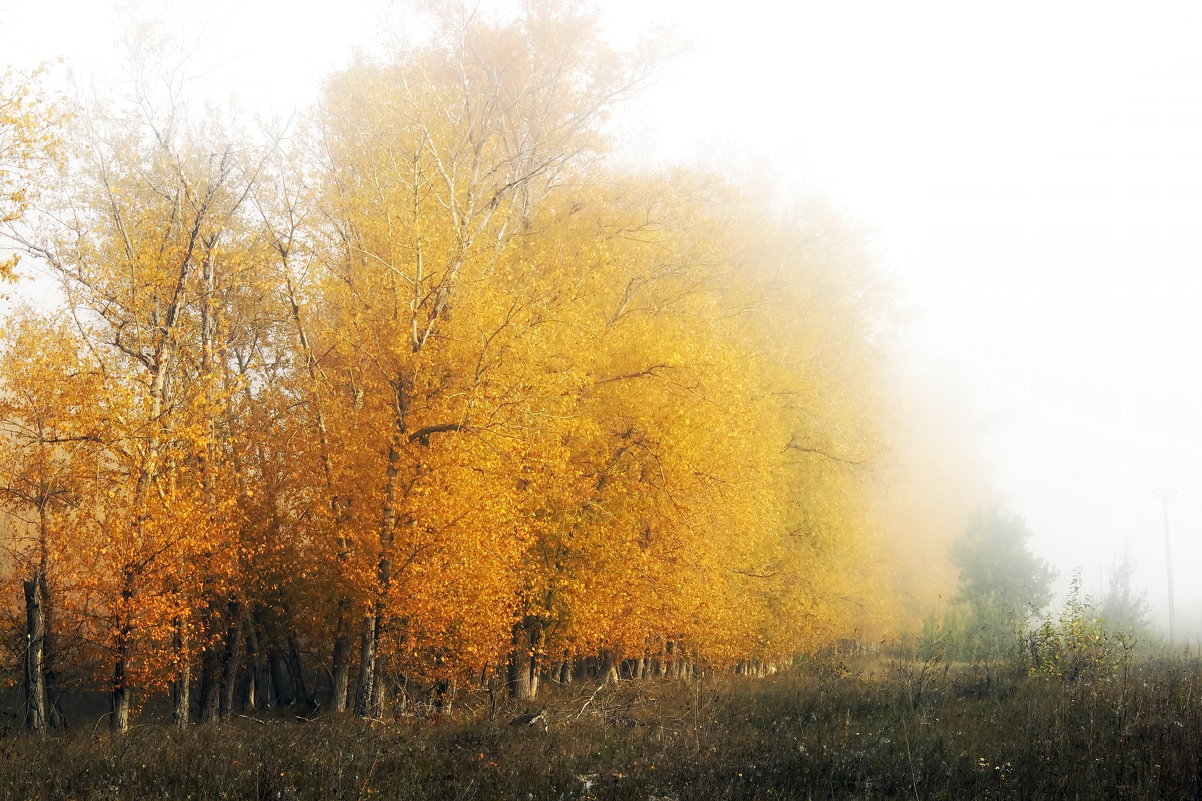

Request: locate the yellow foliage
(0, 1), (975, 720)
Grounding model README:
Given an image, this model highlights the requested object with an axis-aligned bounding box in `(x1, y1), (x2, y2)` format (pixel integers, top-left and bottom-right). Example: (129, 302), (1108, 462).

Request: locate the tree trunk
(198, 631), (222, 724)
(171, 620), (191, 726)
(242, 615), (260, 711)
(110, 569), (134, 733)
(268, 647), (293, 707)
(22, 575), (47, 734)
(282, 250), (356, 716)
(111, 630), (131, 732)
(433, 678), (454, 714)
(507, 621), (541, 700)
(355, 378), (406, 718)
(354, 613), (379, 716)
(330, 603), (351, 712)
(666, 640), (681, 679)
(507, 643), (533, 700)
(288, 635), (313, 709)
(40, 572), (64, 731)
(601, 650), (619, 684)
(219, 601), (245, 720)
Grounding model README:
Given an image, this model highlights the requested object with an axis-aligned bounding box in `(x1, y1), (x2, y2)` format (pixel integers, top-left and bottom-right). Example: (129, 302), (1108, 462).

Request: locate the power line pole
(1158, 492), (1177, 644)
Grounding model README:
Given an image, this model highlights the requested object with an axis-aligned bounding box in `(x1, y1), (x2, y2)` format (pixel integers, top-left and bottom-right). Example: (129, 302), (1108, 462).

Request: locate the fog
(604, 0), (1202, 638)
(7, 0), (1202, 636)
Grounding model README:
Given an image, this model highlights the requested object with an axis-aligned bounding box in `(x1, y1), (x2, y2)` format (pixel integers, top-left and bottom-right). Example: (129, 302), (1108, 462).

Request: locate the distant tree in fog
(951, 509), (1056, 656)
(1099, 550), (1150, 638)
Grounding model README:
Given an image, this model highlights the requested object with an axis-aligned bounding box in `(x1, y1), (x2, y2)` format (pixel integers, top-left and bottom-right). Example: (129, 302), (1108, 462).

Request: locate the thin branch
(593, 364), (673, 386)
(408, 422), (462, 446)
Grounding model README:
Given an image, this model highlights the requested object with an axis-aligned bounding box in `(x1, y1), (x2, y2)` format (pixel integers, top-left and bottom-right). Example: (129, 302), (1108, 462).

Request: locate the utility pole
(1159, 493), (1177, 645)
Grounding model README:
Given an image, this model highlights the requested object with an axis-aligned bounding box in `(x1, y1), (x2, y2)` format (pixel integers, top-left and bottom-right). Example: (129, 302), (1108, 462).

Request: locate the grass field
(0, 652), (1199, 800)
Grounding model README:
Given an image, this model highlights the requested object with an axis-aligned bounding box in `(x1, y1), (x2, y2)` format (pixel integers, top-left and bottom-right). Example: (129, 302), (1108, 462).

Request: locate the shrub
(1020, 574), (1135, 682)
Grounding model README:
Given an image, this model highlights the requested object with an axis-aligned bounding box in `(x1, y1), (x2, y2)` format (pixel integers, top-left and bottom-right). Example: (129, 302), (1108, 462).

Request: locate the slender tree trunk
(433, 679), (453, 713)
(198, 612), (223, 724)
(330, 603), (351, 712)
(354, 613), (379, 716)
(26, 505), (61, 733)
(171, 619), (191, 727)
(197, 252), (224, 727)
(219, 601), (245, 720)
(355, 379), (405, 717)
(111, 629), (131, 732)
(39, 572), (64, 730)
(269, 647), (293, 707)
(666, 640), (680, 679)
(288, 635), (313, 709)
(199, 663), (220, 722)
(110, 567), (135, 733)
(282, 256), (356, 712)
(22, 574), (47, 734)
(242, 615), (260, 711)
(114, 356), (166, 734)
(111, 663), (130, 732)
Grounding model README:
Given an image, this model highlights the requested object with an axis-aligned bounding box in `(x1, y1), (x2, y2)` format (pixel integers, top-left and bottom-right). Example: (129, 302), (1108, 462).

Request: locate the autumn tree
(0, 311), (104, 732)
(21, 58), (270, 728)
(306, 0), (663, 713)
(503, 178), (897, 682)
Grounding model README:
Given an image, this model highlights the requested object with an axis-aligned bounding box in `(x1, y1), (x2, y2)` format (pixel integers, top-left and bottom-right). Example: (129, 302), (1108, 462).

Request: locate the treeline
(0, 3), (902, 732)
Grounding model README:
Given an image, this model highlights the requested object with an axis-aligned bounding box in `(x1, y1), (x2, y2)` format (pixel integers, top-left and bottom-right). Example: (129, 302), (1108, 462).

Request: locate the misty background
(5, 0), (1202, 636)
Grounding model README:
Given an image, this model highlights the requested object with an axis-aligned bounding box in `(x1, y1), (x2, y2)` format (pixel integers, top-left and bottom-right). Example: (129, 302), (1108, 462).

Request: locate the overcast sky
(6, 0), (1202, 634)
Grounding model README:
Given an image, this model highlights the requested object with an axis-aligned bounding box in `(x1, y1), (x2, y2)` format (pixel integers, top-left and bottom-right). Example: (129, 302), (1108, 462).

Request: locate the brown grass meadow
(0, 649), (1199, 800)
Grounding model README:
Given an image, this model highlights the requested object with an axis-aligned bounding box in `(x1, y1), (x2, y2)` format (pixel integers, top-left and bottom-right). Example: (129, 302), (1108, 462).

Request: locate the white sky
(6, 0), (1202, 635)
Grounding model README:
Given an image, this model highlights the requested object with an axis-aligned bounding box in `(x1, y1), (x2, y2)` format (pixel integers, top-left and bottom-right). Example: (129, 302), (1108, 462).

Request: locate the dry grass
(0, 653), (1199, 800)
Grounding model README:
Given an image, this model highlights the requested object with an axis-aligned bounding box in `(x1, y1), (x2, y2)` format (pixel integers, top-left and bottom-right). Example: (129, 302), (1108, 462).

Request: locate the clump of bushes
(1020, 575), (1137, 682)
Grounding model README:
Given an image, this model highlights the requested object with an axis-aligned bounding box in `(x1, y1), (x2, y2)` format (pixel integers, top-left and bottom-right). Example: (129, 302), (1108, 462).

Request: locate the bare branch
(408, 422), (462, 446)
(593, 364), (673, 386)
